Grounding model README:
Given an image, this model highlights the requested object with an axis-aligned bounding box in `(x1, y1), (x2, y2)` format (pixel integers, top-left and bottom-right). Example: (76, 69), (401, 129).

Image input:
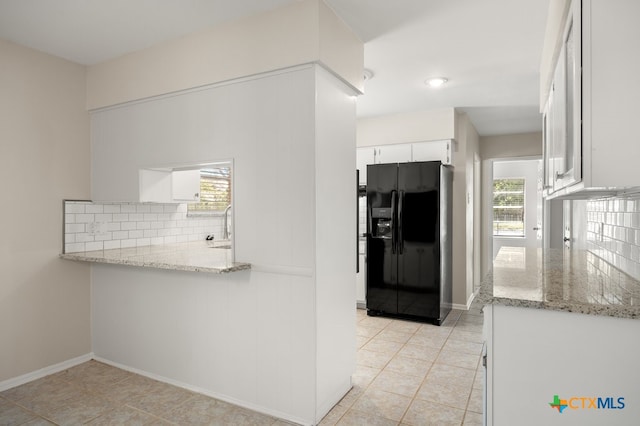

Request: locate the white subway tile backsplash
(129, 230), (144, 239)
(66, 242), (85, 252)
(121, 222), (136, 231)
(95, 233), (113, 242)
(104, 240), (121, 250)
(95, 214), (113, 222)
(143, 230), (157, 238)
(103, 204), (121, 214)
(586, 196), (640, 281)
(65, 203), (86, 214)
(85, 241), (104, 251)
(75, 233), (94, 243)
(113, 231), (129, 240)
(85, 204), (104, 214)
(76, 214), (95, 223)
(121, 239), (137, 248)
(66, 223), (85, 233)
(63, 201), (224, 253)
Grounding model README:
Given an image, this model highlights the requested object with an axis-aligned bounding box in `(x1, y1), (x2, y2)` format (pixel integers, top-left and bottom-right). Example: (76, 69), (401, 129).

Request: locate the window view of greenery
(187, 166), (231, 213)
(493, 178), (525, 237)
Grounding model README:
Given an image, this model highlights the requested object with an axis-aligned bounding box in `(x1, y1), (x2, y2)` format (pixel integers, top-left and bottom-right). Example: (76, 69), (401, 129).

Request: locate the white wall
(0, 39), (91, 382)
(356, 108), (456, 147)
(454, 112), (480, 308)
(314, 66), (357, 419)
(87, 0), (363, 110)
(90, 65), (356, 425)
(480, 132), (542, 159)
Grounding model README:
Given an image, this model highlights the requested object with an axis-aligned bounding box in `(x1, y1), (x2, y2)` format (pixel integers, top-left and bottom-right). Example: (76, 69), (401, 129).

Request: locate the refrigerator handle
(390, 190), (397, 254)
(398, 190), (404, 254)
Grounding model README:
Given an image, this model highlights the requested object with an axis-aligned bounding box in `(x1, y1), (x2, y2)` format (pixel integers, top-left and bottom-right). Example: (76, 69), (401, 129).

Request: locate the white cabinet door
(172, 169), (201, 201)
(550, 45), (567, 194)
(542, 99), (553, 195)
(411, 140), (452, 164)
(553, 6), (581, 192)
(139, 169), (173, 203)
(356, 147), (375, 184)
(374, 143), (412, 164)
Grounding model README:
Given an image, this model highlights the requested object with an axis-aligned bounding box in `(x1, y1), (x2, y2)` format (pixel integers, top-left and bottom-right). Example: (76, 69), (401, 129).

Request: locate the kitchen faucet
(223, 204), (232, 240)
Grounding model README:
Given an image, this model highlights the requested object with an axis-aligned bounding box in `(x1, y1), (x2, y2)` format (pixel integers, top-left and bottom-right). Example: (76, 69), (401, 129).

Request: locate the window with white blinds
(493, 178), (525, 237)
(187, 166), (231, 213)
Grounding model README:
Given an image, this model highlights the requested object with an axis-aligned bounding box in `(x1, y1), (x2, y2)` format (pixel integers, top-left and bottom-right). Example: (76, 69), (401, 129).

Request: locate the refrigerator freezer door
(366, 163), (398, 314)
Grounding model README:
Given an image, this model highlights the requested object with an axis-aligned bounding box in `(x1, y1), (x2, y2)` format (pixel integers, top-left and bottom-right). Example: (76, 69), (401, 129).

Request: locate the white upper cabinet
(373, 144), (412, 164)
(412, 140), (452, 164)
(357, 140), (453, 184)
(543, 0), (640, 198)
(356, 147), (374, 184)
(171, 169), (201, 201)
(139, 169), (200, 203)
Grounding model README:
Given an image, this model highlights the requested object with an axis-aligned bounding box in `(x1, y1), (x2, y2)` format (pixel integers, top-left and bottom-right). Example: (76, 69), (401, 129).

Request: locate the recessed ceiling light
(425, 77), (448, 88)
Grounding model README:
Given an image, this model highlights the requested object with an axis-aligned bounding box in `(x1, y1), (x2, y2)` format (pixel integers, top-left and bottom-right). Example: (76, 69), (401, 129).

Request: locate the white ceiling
(0, 0), (550, 136)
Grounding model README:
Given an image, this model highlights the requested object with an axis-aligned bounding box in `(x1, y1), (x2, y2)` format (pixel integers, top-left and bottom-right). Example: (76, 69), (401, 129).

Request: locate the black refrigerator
(366, 161), (452, 325)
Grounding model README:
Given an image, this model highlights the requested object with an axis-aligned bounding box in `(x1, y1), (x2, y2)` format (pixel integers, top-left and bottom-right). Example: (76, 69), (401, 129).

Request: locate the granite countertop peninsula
(477, 246), (640, 319)
(61, 241), (250, 274)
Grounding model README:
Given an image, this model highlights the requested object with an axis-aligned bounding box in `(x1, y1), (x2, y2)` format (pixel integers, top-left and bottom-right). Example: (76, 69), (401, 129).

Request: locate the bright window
(493, 178), (525, 237)
(187, 166), (231, 214)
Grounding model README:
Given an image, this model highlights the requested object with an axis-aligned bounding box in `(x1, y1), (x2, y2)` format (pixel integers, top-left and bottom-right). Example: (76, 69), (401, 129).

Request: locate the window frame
(492, 177), (526, 238)
(186, 163), (232, 217)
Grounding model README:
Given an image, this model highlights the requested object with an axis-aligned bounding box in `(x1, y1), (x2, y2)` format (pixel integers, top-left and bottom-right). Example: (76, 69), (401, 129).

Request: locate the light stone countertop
(60, 241), (250, 274)
(477, 246), (640, 319)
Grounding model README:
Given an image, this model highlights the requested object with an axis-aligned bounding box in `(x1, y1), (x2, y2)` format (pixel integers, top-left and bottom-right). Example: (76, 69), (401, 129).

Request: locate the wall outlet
(87, 222), (107, 235)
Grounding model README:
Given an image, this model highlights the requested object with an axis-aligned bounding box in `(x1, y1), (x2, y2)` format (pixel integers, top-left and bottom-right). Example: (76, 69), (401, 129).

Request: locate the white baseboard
(0, 352), (94, 392)
(452, 291), (477, 311)
(93, 356), (311, 425)
(315, 378), (352, 425)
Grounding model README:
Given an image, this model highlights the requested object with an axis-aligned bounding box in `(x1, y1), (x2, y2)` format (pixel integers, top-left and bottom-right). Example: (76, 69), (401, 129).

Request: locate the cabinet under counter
(61, 241), (250, 274)
(479, 247), (640, 424)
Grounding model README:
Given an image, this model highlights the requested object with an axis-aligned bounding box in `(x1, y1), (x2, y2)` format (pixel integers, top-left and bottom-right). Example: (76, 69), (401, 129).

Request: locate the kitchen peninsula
(61, 241), (249, 274)
(480, 247), (640, 425)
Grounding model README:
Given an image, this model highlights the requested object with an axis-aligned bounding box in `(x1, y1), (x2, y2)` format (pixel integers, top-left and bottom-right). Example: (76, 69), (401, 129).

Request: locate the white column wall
(89, 66), (345, 424)
(313, 66), (357, 421)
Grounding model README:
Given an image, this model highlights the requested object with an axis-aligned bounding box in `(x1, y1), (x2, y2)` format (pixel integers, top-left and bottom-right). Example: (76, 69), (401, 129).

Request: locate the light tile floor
(321, 307), (484, 426)
(0, 308), (483, 426)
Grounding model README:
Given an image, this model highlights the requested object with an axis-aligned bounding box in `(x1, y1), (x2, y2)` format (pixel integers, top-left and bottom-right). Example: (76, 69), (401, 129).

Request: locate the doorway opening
(484, 158), (543, 263)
